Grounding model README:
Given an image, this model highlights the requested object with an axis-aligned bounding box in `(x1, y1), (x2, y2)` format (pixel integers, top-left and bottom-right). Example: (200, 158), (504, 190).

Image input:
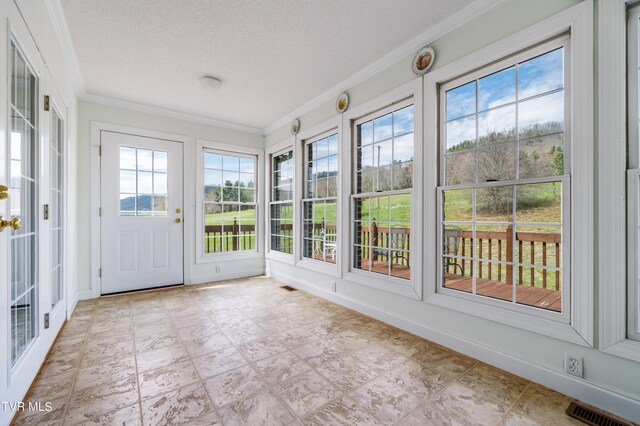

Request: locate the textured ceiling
(60, 0), (472, 130)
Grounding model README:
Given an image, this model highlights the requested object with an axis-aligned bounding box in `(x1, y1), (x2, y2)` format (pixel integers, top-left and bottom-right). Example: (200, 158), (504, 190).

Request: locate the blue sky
(445, 48), (564, 150)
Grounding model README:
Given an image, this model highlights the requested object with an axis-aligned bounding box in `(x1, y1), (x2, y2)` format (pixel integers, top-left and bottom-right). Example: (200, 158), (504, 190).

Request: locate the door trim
(90, 122), (191, 298)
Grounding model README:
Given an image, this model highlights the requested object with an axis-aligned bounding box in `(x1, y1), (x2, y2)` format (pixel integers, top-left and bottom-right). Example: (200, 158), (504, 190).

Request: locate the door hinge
(44, 95), (50, 111)
(98, 145), (102, 156)
(44, 313), (49, 329)
(98, 268), (102, 278)
(43, 204), (49, 220)
(98, 207), (102, 217)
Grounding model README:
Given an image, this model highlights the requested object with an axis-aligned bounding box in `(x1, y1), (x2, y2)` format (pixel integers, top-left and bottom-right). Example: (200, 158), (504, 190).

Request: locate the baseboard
(68, 291), (80, 316)
(187, 267), (266, 286)
(269, 271), (640, 422)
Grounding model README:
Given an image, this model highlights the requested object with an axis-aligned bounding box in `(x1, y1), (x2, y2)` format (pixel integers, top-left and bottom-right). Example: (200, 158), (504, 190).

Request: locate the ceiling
(60, 0), (473, 131)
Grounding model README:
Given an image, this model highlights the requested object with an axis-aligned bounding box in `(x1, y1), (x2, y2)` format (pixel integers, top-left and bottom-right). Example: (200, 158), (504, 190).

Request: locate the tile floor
(15, 276), (587, 425)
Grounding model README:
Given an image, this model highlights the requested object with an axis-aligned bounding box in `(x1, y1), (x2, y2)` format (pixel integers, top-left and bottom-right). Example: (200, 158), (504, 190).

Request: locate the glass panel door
(10, 41), (39, 366)
(50, 108), (63, 309)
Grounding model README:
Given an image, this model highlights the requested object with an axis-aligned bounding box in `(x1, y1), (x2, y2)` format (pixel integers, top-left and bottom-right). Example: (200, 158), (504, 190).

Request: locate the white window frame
(436, 37), (572, 324)
(626, 4), (640, 343)
(598, 0), (640, 362)
(265, 139), (296, 263)
(424, 2), (593, 346)
(295, 118), (342, 276)
(341, 80), (423, 300)
(195, 140), (263, 264)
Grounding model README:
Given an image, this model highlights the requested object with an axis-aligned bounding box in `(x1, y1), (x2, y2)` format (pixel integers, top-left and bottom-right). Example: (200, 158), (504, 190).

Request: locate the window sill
(344, 270), (420, 300)
(266, 251), (295, 265)
(296, 258), (340, 277)
(602, 339), (640, 363)
(196, 251), (262, 264)
(425, 291), (590, 346)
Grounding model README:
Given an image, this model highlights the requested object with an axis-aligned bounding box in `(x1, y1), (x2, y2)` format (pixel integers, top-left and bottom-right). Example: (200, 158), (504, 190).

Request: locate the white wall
(76, 101), (265, 296)
(264, 0), (640, 421)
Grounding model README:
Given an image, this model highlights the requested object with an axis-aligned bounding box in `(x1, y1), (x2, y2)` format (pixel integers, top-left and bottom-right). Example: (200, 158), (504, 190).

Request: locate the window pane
(478, 105), (516, 146)
(153, 196), (167, 215)
(205, 152), (222, 169)
(518, 91), (564, 138)
(446, 116), (476, 153)
(138, 171), (153, 194)
(154, 173), (167, 195)
(394, 105), (414, 135)
(446, 81), (476, 121)
(514, 225), (562, 313)
(205, 169), (222, 188)
(373, 140), (393, 167)
(476, 186), (513, 223)
(154, 151), (168, 173)
(518, 48), (564, 99)
(445, 151), (476, 186)
(120, 147), (137, 170)
(239, 157), (255, 173)
(223, 155), (239, 171)
(394, 133), (413, 163)
(478, 66), (516, 111)
(478, 144), (516, 182)
(120, 170), (136, 193)
(373, 113), (393, 141)
(120, 194), (136, 216)
(519, 134), (564, 179)
(393, 162), (413, 190)
(359, 121), (373, 146)
(443, 189), (473, 222)
(137, 149), (153, 171)
(515, 182), (561, 223)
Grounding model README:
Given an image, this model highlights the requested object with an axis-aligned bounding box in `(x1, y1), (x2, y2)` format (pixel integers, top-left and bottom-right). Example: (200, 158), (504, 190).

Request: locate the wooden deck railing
(444, 225), (561, 290)
(204, 218), (256, 253)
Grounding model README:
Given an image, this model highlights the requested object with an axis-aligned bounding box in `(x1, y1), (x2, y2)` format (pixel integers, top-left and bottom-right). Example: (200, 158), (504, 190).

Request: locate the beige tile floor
(14, 276), (588, 425)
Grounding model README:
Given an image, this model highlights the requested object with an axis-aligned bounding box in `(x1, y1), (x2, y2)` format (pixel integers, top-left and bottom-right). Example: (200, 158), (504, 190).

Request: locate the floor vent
(566, 402), (632, 426)
(280, 285), (298, 292)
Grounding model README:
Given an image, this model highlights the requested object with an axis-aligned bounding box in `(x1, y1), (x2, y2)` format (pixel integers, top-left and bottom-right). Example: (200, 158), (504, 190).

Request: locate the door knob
(0, 185), (8, 200)
(175, 218), (181, 223)
(0, 216), (21, 231)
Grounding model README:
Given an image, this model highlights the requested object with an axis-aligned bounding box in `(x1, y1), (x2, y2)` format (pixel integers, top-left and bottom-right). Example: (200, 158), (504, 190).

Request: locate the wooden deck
(444, 273), (561, 312)
(357, 259), (411, 280)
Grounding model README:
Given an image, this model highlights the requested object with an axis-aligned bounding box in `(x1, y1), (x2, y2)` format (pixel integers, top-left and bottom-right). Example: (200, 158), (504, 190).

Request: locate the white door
(0, 32), (67, 424)
(100, 131), (184, 294)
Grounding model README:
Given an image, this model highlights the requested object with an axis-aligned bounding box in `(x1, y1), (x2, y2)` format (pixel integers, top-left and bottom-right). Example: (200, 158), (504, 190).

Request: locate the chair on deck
(443, 227), (463, 275)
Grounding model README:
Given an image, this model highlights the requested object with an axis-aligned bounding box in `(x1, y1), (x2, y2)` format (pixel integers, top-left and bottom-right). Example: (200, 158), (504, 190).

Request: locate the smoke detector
(201, 75), (223, 89)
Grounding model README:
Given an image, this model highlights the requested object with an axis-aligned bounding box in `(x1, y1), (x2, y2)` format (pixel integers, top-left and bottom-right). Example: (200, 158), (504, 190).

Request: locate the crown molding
(263, 0), (504, 135)
(44, 0), (86, 97)
(81, 93), (264, 135)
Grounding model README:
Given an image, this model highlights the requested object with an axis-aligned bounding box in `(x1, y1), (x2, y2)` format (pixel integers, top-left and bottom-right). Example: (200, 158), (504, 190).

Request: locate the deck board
(444, 273), (561, 312)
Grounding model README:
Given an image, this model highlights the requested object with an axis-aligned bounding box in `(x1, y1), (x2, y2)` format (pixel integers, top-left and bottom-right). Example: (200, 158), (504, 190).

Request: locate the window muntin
(440, 43), (568, 316)
(303, 132), (338, 263)
(353, 103), (414, 280)
(270, 150), (294, 254)
(119, 147), (168, 216)
(203, 150), (257, 254)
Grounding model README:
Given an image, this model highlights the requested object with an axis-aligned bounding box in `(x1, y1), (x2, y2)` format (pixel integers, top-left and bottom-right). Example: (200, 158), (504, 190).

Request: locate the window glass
(303, 133), (338, 264)
(441, 46), (567, 315)
(203, 150), (257, 253)
(270, 150), (294, 254)
(119, 147), (169, 216)
(353, 104), (414, 280)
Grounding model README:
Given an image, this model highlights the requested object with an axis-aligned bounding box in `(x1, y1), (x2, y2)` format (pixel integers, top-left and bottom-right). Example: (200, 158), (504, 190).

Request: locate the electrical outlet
(565, 353), (583, 378)
(331, 281), (337, 292)
(215, 265), (221, 273)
